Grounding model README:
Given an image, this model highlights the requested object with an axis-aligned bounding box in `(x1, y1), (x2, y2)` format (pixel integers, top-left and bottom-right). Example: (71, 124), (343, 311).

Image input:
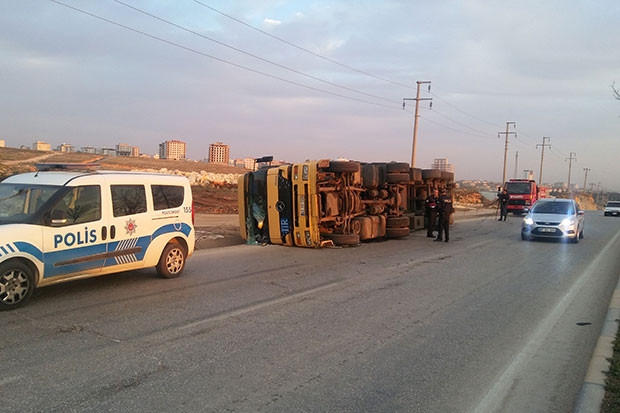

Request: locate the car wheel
(579, 229), (584, 239)
(156, 242), (187, 278)
(571, 234), (579, 244)
(0, 261), (36, 311)
(521, 231), (529, 241)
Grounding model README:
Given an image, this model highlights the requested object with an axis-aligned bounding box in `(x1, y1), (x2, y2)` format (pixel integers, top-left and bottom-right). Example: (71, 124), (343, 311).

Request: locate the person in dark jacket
(435, 188), (453, 242)
(425, 188), (439, 238)
(498, 188), (509, 221)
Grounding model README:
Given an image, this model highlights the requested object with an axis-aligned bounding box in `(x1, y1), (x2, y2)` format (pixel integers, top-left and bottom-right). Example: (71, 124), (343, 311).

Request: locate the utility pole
(403, 81), (432, 168)
(498, 121), (516, 186)
(537, 137), (551, 185)
(583, 168), (591, 193)
(514, 151), (518, 179)
(566, 152), (577, 194)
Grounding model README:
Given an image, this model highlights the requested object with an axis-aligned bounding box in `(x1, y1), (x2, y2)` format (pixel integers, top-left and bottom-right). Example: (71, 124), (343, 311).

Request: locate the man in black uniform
(435, 188), (453, 243)
(497, 188), (509, 221)
(425, 188), (439, 238)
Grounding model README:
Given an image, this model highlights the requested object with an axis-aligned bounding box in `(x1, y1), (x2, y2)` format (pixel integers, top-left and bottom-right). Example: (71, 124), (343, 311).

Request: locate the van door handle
(110, 225), (116, 239)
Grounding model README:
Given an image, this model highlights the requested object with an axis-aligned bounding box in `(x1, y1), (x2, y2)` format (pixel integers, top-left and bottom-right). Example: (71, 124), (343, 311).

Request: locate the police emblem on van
(125, 218), (138, 236)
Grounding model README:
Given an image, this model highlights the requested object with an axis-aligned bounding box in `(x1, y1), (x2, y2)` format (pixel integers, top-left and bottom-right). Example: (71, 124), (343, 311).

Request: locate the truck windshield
(506, 182), (532, 194)
(0, 183), (60, 224)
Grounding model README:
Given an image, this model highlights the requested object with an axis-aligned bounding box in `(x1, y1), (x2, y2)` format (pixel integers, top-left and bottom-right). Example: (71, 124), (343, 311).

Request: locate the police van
(0, 163), (195, 310)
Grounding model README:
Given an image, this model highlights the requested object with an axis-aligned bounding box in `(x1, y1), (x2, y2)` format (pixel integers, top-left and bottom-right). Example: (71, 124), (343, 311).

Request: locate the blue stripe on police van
(152, 223), (192, 239)
(112, 237), (139, 265)
(14, 242), (44, 261)
(1, 245), (8, 255)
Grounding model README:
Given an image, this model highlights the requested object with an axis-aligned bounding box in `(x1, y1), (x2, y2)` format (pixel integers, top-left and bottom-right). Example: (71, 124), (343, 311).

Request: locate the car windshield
(532, 201), (574, 215)
(0, 183), (61, 224)
(607, 202), (620, 208)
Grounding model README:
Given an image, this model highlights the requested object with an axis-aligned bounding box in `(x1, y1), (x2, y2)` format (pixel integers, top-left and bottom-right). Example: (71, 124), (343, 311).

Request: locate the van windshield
(0, 183), (61, 224)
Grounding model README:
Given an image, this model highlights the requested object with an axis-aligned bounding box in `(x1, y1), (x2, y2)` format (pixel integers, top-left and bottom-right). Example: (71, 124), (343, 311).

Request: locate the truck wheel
(361, 164), (379, 189)
(386, 162), (409, 173)
(386, 227), (410, 238)
(386, 216), (410, 228)
(156, 242), (187, 278)
(322, 233), (360, 246)
(326, 161), (360, 173)
(386, 173), (410, 184)
(422, 169), (442, 180)
(0, 261), (35, 311)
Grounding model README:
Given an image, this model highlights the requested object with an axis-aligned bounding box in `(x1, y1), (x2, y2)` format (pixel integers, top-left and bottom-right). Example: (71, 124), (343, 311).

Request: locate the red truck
(504, 179), (541, 215)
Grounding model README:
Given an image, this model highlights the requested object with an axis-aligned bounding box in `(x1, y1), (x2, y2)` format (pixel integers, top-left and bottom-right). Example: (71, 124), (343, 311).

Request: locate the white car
(604, 201), (620, 216)
(521, 198), (584, 243)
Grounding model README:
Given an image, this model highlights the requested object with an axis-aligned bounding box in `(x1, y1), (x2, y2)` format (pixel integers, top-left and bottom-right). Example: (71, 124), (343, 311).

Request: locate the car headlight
(524, 217), (534, 225)
(560, 218), (575, 227)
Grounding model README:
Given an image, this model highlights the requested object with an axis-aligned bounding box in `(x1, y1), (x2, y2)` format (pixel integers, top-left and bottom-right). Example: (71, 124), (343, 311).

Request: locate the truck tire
(326, 161), (360, 173)
(361, 164), (379, 189)
(386, 216), (410, 228)
(322, 233), (360, 246)
(386, 162), (409, 173)
(386, 227), (410, 238)
(422, 169), (442, 180)
(386, 173), (410, 184)
(0, 260), (35, 311)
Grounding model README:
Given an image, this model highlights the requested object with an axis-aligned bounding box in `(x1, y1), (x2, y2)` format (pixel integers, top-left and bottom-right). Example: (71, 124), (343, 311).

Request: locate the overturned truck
(238, 159), (453, 248)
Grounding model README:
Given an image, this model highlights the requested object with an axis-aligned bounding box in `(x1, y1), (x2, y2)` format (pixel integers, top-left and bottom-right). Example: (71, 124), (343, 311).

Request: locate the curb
(574, 277), (620, 412)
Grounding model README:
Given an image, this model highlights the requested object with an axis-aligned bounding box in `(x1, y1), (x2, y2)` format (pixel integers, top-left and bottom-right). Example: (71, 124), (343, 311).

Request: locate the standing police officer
(425, 188), (439, 238)
(435, 188), (453, 243)
(497, 188), (509, 221)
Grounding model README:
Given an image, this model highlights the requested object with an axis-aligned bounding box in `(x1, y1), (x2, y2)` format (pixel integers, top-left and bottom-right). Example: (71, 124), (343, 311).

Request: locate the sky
(2, 0), (619, 190)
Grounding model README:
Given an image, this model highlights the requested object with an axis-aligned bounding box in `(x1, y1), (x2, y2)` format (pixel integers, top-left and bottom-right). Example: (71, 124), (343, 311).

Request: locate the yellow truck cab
(0, 163), (195, 310)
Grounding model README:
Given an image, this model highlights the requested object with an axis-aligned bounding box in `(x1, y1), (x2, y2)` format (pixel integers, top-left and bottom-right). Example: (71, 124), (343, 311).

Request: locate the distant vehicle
(604, 201), (620, 216)
(504, 179), (542, 215)
(521, 198), (584, 243)
(0, 164), (195, 310)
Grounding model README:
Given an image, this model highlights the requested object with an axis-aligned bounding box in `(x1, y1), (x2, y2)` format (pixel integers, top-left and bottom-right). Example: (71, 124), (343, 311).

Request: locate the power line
(192, 0), (417, 90)
(111, 0), (401, 106)
(49, 0), (400, 110)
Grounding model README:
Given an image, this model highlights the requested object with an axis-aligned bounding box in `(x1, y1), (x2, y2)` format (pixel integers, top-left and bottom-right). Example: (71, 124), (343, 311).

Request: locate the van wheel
(156, 242), (187, 278)
(0, 261), (35, 311)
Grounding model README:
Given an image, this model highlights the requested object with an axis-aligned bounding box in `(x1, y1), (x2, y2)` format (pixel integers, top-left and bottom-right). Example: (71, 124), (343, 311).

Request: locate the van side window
(152, 185), (185, 210)
(50, 185), (101, 226)
(111, 185), (147, 217)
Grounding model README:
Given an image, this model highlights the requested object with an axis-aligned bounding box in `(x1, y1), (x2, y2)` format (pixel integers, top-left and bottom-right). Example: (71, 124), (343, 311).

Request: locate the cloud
(263, 18), (281, 26)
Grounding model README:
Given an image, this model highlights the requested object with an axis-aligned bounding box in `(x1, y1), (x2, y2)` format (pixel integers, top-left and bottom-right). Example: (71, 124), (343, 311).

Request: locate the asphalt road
(3, 212), (620, 412)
